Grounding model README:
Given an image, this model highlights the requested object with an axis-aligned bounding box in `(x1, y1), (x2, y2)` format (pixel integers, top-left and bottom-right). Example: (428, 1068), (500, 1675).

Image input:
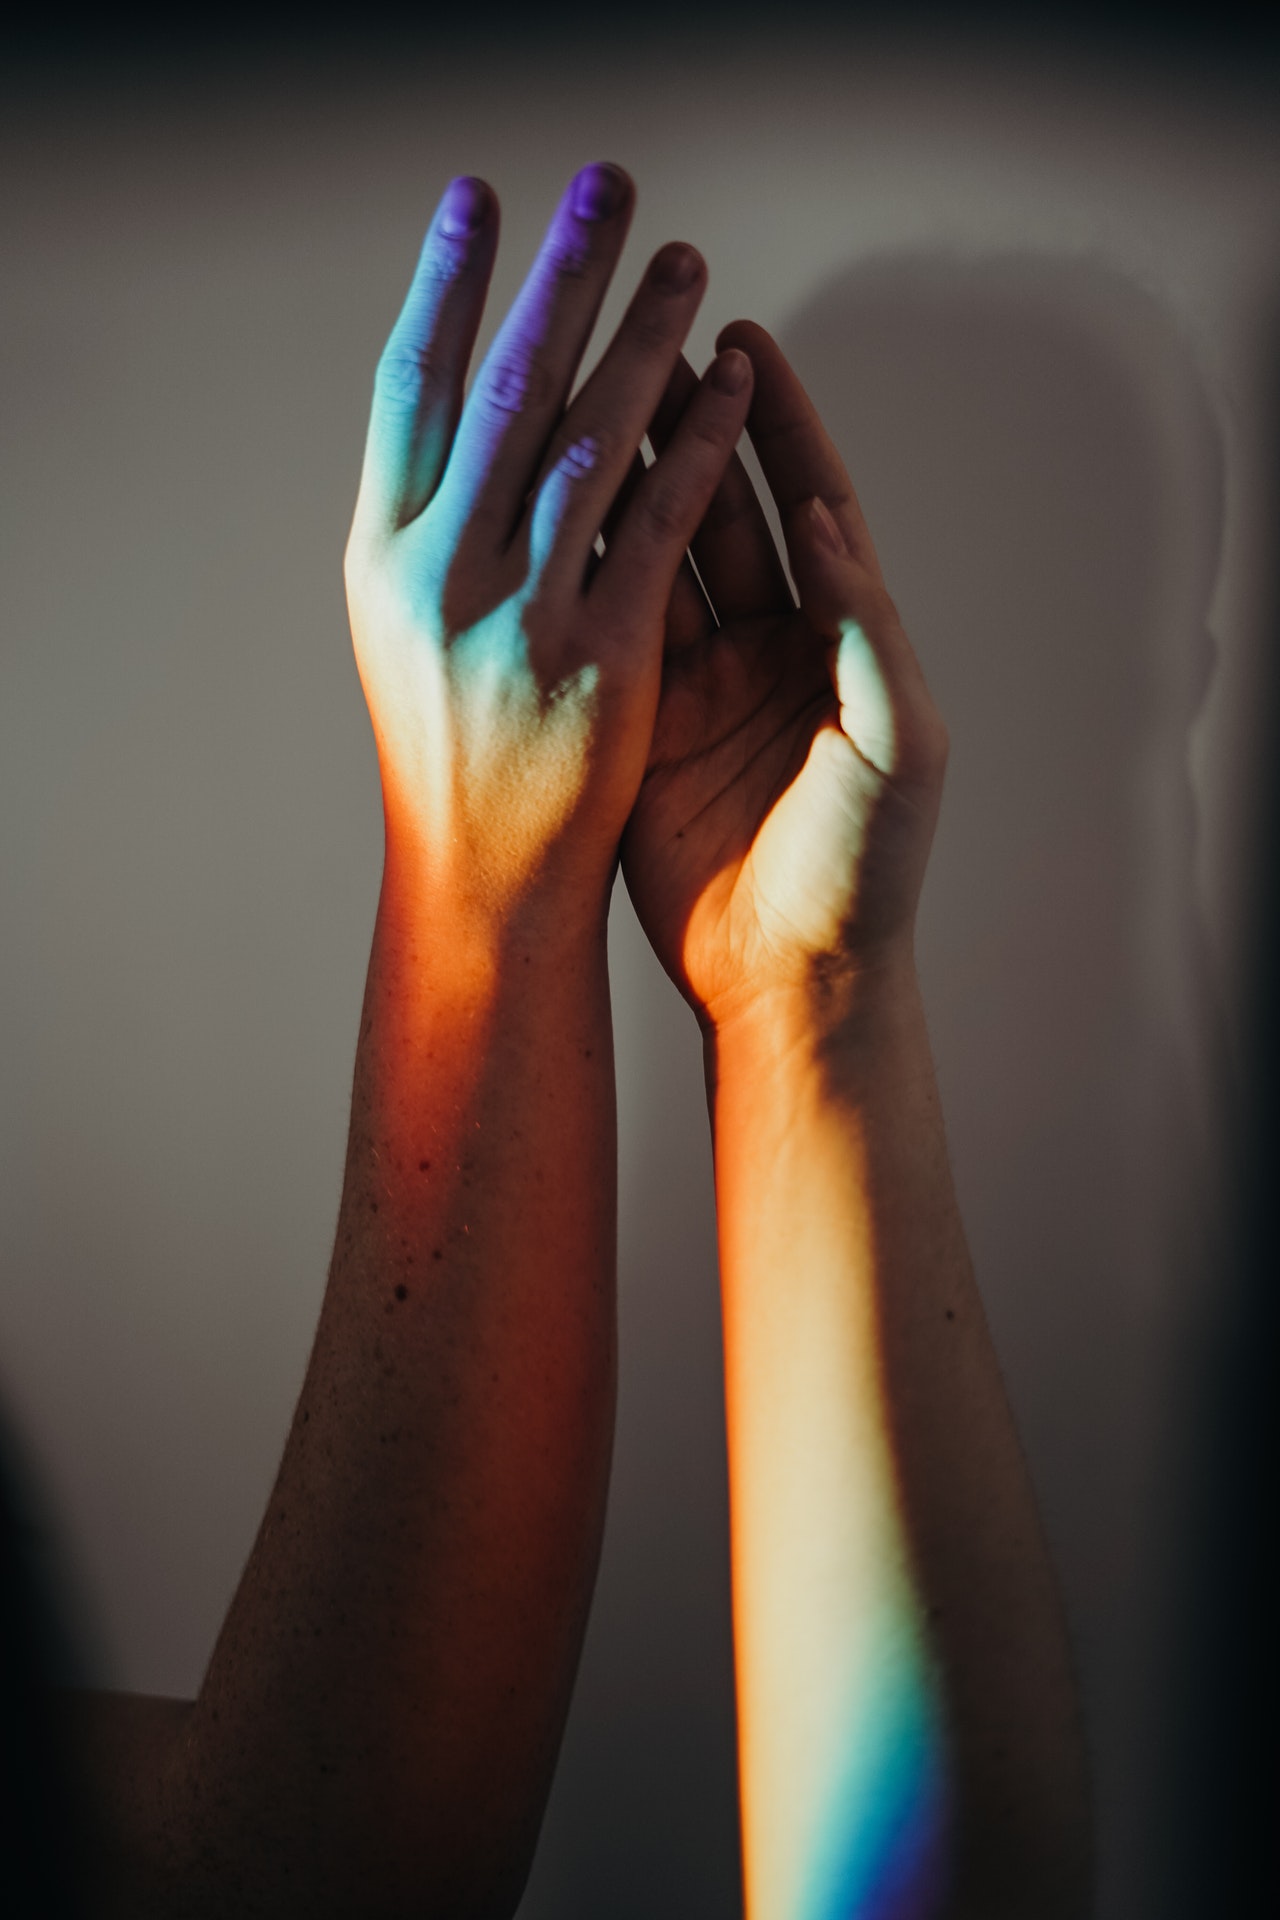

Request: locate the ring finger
(520, 239), (711, 596)
(597, 448), (712, 645)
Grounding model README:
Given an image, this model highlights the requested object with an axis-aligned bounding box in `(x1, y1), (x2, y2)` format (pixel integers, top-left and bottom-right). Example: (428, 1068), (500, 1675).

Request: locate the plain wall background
(3, 22), (1278, 1917)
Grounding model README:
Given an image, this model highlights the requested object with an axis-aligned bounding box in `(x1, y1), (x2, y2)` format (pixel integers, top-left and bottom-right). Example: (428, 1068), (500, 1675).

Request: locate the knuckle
(480, 346), (553, 417)
(540, 231), (592, 281)
(625, 305), (678, 361)
(639, 478), (688, 544)
(556, 421), (617, 480)
(374, 339), (446, 412)
(421, 236), (473, 284)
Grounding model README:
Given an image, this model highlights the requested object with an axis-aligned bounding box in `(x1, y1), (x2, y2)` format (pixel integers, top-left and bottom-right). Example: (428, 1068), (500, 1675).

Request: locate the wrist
(379, 818), (614, 987)
(348, 861), (616, 1141)
(702, 945), (929, 1128)
(706, 941), (921, 1059)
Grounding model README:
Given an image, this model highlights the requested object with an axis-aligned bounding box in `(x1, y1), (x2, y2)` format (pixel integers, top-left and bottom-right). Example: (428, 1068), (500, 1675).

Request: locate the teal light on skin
(834, 619), (897, 777)
(351, 173), (639, 911)
(800, 1629), (949, 1920)
(526, 432), (603, 578)
(352, 155), (974, 1920)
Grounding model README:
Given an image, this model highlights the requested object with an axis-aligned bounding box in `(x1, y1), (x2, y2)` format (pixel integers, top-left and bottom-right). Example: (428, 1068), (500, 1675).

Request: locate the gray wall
(3, 33), (1278, 1919)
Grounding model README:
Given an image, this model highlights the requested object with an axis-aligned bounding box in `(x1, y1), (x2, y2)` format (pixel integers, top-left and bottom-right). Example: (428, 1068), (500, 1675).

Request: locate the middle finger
(429, 160), (634, 559)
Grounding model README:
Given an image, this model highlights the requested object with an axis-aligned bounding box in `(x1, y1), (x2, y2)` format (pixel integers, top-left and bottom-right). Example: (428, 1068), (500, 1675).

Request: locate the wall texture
(2, 30), (1277, 1918)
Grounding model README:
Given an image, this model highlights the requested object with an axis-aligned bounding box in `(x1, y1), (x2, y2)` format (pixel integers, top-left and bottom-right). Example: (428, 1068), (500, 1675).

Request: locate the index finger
(714, 320), (885, 584)
(355, 176), (499, 537)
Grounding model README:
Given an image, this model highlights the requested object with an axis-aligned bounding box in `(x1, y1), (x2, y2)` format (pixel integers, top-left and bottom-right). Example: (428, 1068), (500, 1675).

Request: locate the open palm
(612, 322), (948, 1033)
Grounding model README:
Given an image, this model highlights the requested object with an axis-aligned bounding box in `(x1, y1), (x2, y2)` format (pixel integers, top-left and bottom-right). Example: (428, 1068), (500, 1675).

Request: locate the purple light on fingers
(487, 353), (552, 415)
(439, 176), (489, 238)
(560, 437), (600, 478)
(571, 163), (627, 223)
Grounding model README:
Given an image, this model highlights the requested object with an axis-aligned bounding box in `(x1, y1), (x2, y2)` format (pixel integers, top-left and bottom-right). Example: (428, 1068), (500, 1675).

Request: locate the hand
(614, 321), (949, 1031)
(343, 164), (754, 949)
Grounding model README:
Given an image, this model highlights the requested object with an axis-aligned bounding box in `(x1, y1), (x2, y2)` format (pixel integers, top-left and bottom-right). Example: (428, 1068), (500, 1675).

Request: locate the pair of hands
(344, 161), (947, 1031)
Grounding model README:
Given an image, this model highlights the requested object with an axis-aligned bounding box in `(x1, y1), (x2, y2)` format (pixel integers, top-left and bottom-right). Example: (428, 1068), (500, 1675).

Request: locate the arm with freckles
(60, 165), (754, 1920)
(614, 326), (1091, 1918)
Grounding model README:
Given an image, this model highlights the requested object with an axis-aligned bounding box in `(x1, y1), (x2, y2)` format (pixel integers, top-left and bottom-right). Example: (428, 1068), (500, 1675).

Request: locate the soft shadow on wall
(1154, 320), (1280, 1920)
(517, 251), (1223, 1920)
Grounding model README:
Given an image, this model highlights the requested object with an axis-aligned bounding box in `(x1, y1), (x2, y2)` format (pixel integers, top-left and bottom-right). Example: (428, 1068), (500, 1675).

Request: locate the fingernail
(440, 176), (490, 237)
(651, 244), (702, 294)
(711, 349), (750, 394)
(572, 162), (627, 222)
(808, 495), (847, 556)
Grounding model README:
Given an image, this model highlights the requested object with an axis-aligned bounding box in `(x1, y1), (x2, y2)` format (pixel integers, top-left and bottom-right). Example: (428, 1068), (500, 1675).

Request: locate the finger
(715, 319), (885, 584)
(647, 352), (794, 622)
(598, 446), (646, 545)
(784, 493), (942, 785)
(522, 239), (709, 596)
(595, 449), (711, 642)
(354, 176), (499, 536)
(429, 160), (634, 557)
(591, 349), (754, 633)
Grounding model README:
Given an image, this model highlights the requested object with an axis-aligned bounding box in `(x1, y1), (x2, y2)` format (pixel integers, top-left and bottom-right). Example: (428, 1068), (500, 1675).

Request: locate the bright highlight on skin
(31, 142), (1084, 1920)
(344, 154), (1081, 1920)
(376, 636), (604, 920)
(834, 618), (897, 777)
(731, 1274), (951, 1920)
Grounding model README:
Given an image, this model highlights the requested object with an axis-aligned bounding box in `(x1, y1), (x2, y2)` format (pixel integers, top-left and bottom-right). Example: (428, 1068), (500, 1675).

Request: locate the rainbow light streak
(799, 1626), (948, 1920)
(737, 1524), (950, 1920)
(722, 1071), (952, 1920)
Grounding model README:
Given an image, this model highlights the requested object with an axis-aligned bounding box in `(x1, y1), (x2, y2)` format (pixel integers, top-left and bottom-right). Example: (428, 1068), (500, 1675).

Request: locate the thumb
(786, 495), (898, 778)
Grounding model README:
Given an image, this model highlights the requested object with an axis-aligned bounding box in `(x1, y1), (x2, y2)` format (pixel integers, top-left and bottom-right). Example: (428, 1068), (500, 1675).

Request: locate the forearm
(708, 962), (1089, 1920)
(145, 853), (618, 1916)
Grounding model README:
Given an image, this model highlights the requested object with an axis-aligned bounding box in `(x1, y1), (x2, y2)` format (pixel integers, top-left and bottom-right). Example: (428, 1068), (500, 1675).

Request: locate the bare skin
(610, 328), (1092, 1916)
(58, 163), (754, 1919)
(46, 182), (1089, 1920)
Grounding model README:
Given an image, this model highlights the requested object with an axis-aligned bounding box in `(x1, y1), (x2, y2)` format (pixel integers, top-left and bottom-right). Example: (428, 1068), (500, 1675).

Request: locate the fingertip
(570, 160), (633, 222)
(714, 317), (769, 356)
(709, 347), (752, 396)
(650, 240), (706, 294)
(438, 174), (494, 239)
